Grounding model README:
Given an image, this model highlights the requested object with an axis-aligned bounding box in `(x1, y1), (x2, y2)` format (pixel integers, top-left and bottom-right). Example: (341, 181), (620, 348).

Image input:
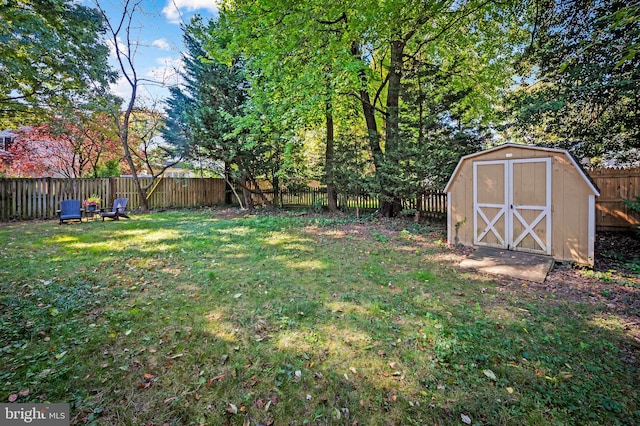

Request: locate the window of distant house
(1, 137), (14, 151)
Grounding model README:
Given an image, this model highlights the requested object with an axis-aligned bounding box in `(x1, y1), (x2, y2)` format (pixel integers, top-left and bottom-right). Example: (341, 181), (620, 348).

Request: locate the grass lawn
(1, 209), (638, 425)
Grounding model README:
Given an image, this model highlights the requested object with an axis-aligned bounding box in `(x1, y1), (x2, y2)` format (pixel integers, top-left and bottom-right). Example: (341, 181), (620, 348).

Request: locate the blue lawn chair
(57, 199), (82, 224)
(100, 198), (129, 221)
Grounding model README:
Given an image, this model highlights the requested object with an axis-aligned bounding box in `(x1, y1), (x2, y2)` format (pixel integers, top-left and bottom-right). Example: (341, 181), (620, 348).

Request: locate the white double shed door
(473, 158), (551, 255)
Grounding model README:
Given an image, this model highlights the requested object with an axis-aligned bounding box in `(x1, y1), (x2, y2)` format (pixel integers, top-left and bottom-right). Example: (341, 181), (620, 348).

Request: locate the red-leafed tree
(2, 111), (122, 178)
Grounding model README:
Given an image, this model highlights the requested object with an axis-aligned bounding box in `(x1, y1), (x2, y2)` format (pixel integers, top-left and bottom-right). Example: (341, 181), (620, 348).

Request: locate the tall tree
(507, 0), (640, 164)
(165, 17), (287, 209)
(96, 0), (166, 211)
(4, 110), (121, 178)
(210, 0), (531, 215)
(0, 0), (116, 127)
(207, 3), (363, 212)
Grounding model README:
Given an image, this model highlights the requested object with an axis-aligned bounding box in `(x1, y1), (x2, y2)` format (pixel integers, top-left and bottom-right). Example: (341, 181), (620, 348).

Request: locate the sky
(90, 0), (219, 106)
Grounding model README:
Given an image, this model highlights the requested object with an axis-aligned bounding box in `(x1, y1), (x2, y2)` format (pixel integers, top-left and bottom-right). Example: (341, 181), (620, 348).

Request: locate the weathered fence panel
(144, 177), (227, 208)
(587, 168), (640, 231)
(0, 178), (110, 221)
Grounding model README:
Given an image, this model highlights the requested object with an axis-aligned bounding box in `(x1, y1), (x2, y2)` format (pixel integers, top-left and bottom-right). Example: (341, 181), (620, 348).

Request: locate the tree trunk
(352, 43), (383, 166)
(379, 40), (405, 217)
(325, 87), (338, 212)
(352, 41), (403, 216)
(224, 163), (233, 205)
(121, 99), (149, 212)
(242, 178), (254, 210)
(235, 175), (275, 210)
(249, 176), (275, 210)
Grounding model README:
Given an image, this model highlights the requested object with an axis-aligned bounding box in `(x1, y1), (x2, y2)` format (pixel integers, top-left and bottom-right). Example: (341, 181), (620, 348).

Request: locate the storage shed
(444, 144), (600, 265)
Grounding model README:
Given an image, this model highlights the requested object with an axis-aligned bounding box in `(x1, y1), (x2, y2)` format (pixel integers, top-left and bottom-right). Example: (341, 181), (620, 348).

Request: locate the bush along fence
(0, 168), (638, 230)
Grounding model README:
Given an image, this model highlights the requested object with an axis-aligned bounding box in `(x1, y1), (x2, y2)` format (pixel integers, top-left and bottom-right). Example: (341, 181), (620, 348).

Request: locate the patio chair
(57, 199), (82, 224)
(100, 198), (129, 221)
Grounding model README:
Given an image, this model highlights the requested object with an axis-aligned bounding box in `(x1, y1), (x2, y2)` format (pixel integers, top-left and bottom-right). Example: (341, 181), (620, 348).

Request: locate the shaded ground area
(1, 208), (637, 424)
(212, 207), (640, 341)
(595, 231), (640, 274)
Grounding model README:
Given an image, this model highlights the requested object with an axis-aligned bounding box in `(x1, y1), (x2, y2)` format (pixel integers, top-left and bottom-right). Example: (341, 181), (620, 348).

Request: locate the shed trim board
(588, 194), (596, 261)
(473, 158), (552, 255)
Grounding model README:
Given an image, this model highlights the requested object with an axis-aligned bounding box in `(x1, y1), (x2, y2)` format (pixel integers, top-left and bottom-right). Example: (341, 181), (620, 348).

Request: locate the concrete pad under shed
(459, 246), (555, 283)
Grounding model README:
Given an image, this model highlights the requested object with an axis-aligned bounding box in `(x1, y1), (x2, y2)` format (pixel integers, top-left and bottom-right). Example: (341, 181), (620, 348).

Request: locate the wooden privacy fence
(587, 168), (640, 231)
(257, 187), (447, 219)
(0, 178), (111, 221)
(0, 177), (227, 221)
(1, 170), (638, 229)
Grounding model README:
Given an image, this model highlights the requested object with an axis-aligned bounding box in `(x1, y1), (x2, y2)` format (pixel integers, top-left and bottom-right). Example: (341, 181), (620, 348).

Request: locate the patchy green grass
(0, 210), (638, 425)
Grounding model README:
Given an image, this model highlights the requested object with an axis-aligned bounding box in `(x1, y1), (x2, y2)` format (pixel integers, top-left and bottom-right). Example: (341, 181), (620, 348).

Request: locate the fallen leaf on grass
(227, 403), (238, 414)
(506, 387), (514, 394)
(483, 369), (497, 381)
(461, 413), (472, 424)
(206, 374), (226, 387)
(349, 367), (357, 374)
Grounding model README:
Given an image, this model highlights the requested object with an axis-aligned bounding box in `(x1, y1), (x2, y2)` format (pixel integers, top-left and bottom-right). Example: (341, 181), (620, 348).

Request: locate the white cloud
(106, 37), (127, 59)
(110, 75), (132, 101)
(152, 38), (171, 51)
(162, 0), (219, 24)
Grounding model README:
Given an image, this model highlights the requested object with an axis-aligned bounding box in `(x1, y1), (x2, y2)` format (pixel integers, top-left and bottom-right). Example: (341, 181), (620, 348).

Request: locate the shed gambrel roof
(444, 143), (600, 196)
